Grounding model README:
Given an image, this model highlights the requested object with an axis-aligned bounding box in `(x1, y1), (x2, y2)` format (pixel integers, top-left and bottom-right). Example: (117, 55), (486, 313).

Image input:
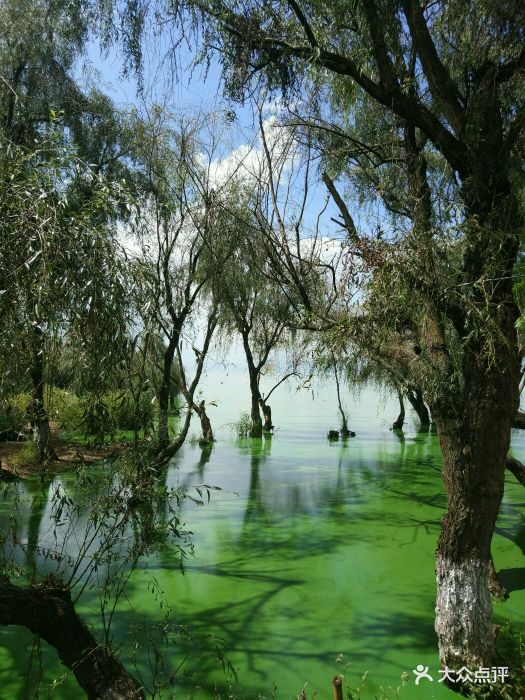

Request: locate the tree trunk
(157, 336), (177, 450)
(241, 330), (262, 437)
(433, 354), (519, 674)
(392, 387), (405, 430)
(333, 361), (350, 437)
(0, 576), (144, 700)
(406, 386), (430, 426)
(249, 371), (262, 437)
(29, 325), (54, 461)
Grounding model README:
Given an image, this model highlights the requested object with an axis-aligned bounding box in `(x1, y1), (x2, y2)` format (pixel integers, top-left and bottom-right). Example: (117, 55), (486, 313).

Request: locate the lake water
(1, 371), (524, 699)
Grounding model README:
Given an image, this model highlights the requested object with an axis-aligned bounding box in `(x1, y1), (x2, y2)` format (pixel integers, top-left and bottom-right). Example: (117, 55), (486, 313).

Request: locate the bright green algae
(0, 378), (523, 699)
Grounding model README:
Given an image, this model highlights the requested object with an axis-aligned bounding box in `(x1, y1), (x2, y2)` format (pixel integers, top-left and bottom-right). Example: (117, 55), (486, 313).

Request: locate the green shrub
(103, 391), (154, 432)
(46, 388), (83, 430)
(76, 390), (155, 441)
(231, 411), (252, 438)
(0, 393), (30, 441)
(13, 441), (39, 466)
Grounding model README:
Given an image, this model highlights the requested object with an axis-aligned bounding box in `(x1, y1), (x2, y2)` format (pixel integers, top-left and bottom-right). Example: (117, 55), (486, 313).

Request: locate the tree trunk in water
(196, 400), (213, 441)
(153, 404), (193, 470)
(241, 331), (262, 437)
(249, 375), (262, 437)
(0, 576), (144, 699)
(406, 387), (430, 426)
(333, 361), (350, 437)
(157, 337), (177, 450)
(433, 360), (519, 673)
(392, 387), (405, 430)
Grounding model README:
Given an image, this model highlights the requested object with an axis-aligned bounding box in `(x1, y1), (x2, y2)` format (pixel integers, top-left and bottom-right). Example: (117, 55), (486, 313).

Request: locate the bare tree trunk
(333, 360), (350, 437)
(0, 576), (144, 700)
(406, 386), (430, 426)
(157, 336), (177, 450)
(392, 387), (405, 430)
(241, 331), (263, 437)
(249, 371), (263, 437)
(29, 325), (54, 461)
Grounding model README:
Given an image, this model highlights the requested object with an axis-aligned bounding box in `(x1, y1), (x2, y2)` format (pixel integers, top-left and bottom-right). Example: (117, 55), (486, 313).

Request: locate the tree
(215, 199), (294, 437)
(133, 0), (525, 676)
(131, 110), (239, 462)
(0, 138), (131, 459)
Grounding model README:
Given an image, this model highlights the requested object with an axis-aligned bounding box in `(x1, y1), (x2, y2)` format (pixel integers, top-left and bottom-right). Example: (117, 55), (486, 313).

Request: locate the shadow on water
(498, 567), (525, 595)
(0, 422), (523, 699)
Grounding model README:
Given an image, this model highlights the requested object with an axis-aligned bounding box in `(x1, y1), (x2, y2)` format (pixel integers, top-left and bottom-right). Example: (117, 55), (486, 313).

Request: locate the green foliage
(13, 441), (39, 466)
(0, 394), (30, 440)
(100, 391), (155, 433)
(231, 411), (252, 438)
(468, 624), (525, 699)
(46, 388), (83, 430)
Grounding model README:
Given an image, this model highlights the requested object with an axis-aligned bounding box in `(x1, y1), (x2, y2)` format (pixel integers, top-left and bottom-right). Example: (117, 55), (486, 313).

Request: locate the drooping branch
(0, 576), (144, 700)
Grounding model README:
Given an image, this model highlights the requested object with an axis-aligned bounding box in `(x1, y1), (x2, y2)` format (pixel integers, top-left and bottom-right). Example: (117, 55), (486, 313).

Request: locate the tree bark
(0, 576), (144, 700)
(432, 345), (520, 673)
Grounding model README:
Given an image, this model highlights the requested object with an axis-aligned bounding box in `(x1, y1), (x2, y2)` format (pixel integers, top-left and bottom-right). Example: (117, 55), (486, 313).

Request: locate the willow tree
(0, 139), (131, 459)
(118, 0), (525, 676)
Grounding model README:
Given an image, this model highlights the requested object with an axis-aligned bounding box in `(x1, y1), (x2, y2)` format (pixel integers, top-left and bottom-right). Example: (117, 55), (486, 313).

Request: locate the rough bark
(432, 320), (520, 672)
(0, 576), (144, 700)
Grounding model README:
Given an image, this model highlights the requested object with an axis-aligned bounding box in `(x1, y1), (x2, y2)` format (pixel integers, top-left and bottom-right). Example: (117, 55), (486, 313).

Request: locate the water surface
(1, 373), (524, 699)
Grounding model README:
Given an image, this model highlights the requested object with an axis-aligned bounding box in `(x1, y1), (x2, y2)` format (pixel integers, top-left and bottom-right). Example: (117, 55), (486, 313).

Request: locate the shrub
(231, 411), (252, 439)
(13, 441), (39, 466)
(46, 388), (83, 430)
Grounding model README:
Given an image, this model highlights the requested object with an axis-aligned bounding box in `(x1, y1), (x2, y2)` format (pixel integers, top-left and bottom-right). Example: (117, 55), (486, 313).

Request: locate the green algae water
(1, 373), (524, 700)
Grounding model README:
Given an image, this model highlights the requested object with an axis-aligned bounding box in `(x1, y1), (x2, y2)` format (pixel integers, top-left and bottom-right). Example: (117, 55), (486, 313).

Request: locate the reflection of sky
(1, 379), (525, 700)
